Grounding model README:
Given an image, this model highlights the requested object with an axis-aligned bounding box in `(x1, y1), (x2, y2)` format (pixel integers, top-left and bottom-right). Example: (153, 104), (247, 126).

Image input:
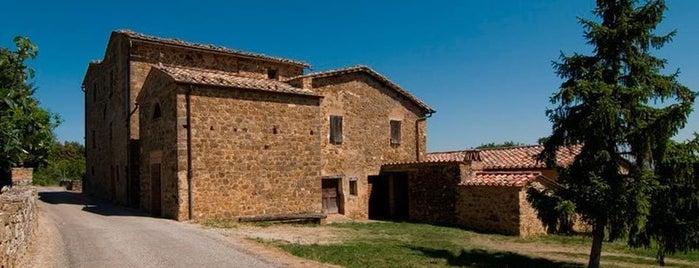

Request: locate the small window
(153, 103), (162, 119)
(92, 82), (97, 102)
(109, 71), (114, 98)
(390, 120), (401, 145)
(349, 179), (358, 196)
(330, 115), (343, 144)
(92, 130), (96, 149)
(267, 69), (278, 80)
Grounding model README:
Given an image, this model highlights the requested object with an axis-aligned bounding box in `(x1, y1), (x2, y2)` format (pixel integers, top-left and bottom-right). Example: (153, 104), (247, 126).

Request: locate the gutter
(186, 85), (194, 220)
(415, 112), (434, 161)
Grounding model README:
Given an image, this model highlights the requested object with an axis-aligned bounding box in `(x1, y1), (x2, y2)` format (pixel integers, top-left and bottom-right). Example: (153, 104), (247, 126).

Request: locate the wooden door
(150, 163), (162, 216)
(322, 179), (339, 214)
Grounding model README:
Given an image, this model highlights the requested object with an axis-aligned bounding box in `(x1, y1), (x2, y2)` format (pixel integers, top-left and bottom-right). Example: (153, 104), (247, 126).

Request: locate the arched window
(153, 103), (162, 119)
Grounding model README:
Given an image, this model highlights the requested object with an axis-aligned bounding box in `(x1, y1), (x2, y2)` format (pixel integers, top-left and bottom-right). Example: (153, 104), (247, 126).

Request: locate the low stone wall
(456, 185), (522, 236)
(456, 185), (547, 237)
(0, 185), (38, 267)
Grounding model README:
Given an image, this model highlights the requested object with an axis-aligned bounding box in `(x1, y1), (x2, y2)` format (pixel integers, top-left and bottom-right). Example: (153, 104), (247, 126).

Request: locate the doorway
(150, 163), (162, 217)
(322, 178), (342, 214)
(368, 172), (409, 220)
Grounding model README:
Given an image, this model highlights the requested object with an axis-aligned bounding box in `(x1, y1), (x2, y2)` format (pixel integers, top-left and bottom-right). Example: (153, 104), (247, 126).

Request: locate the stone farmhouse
(83, 30), (576, 236)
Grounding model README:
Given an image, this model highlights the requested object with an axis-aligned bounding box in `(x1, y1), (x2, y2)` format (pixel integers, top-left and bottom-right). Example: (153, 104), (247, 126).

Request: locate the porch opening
(368, 172), (409, 220)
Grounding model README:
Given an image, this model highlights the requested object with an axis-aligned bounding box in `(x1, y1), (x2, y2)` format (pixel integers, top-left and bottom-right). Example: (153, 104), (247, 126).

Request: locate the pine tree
(630, 137), (699, 266)
(538, 1), (695, 267)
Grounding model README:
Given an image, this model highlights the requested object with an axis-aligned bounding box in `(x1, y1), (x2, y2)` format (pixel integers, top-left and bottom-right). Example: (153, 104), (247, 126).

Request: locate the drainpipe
(186, 85), (194, 220)
(125, 39), (133, 207)
(415, 112), (433, 161)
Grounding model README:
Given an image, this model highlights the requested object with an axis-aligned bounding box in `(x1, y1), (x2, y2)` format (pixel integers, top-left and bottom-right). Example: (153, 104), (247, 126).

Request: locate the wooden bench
(238, 213), (327, 224)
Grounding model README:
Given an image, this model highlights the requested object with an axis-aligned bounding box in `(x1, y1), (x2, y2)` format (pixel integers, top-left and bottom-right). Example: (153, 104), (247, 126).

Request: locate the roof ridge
(478, 144), (543, 151)
(284, 65), (369, 81)
(427, 149), (474, 155)
(475, 171), (542, 175)
(284, 64), (435, 113)
(114, 29), (310, 68)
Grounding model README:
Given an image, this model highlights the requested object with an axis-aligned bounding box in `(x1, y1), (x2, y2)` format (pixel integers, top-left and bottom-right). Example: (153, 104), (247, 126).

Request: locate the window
(330, 115), (343, 144)
(390, 120), (401, 145)
(153, 103), (162, 119)
(349, 179), (358, 196)
(109, 71), (114, 98)
(267, 69), (278, 80)
(92, 82), (97, 102)
(92, 130), (96, 149)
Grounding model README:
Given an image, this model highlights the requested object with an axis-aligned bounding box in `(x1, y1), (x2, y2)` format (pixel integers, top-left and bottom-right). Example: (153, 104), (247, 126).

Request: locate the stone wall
(518, 188), (547, 237)
(180, 85), (322, 220)
(456, 185), (522, 236)
(84, 33), (131, 206)
(138, 70), (180, 219)
(311, 72), (428, 219)
(138, 77), (323, 220)
(0, 186), (37, 267)
(456, 185), (547, 237)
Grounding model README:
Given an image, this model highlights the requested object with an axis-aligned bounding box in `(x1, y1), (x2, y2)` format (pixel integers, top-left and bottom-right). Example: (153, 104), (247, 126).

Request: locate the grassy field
(253, 221), (699, 268)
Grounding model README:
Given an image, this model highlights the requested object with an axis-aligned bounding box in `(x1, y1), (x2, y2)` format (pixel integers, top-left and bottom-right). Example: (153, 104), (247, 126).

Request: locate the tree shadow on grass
(408, 246), (583, 268)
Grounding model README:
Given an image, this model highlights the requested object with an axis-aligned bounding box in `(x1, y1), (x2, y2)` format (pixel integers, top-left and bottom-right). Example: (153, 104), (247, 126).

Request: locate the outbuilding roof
(460, 171), (545, 187)
(286, 65), (435, 114)
(425, 145), (580, 170)
(152, 65), (319, 97)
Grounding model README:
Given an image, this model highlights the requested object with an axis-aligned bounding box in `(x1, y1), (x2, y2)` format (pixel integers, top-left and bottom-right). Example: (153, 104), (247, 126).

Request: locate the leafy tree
(475, 141), (526, 149)
(630, 137), (699, 265)
(33, 141), (86, 186)
(538, 1), (695, 267)
(0, 36), (59, 183)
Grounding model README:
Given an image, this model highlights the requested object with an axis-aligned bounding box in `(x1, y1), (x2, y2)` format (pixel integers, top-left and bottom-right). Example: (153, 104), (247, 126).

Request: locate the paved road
(37, 187), (278, 268)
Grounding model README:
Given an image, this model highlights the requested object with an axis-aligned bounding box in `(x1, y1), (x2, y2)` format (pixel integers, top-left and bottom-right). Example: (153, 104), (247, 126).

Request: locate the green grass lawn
(260, 221), (698, 268)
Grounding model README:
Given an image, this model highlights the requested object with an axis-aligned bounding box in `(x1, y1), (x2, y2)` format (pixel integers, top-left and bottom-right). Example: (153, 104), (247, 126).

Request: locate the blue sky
(2, 0), (698, 151)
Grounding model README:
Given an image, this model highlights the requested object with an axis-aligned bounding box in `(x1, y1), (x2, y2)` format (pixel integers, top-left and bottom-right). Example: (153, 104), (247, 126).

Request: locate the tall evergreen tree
(538, 1), (695, 267)
(630, 137), (699, 266)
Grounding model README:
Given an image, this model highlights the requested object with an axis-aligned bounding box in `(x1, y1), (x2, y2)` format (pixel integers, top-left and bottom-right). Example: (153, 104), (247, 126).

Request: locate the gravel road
(36, 187), (278, 268)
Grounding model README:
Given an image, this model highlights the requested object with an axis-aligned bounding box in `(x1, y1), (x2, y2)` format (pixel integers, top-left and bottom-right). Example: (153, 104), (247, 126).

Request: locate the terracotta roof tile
(285, 65), (435, 114)
(154, 65), (318, 96)
(425, 145), (580, 169)
(460, 171), (542, 187)
(116, 30), (310, 68)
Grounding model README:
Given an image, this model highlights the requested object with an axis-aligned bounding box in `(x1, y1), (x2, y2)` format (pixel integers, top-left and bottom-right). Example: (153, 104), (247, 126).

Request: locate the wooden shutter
(390, 120), (401, 145)
(330, 115), (343, 144)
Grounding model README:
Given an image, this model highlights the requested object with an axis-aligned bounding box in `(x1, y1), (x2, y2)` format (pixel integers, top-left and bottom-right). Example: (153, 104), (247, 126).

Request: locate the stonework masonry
(310, 73), (428, 219)
(85, 31), (305, 209)
(0, 169), (38, 268)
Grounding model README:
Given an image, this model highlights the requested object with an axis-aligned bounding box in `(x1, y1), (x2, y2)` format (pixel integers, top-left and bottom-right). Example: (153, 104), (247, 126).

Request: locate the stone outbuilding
(381, 145), (580, 237)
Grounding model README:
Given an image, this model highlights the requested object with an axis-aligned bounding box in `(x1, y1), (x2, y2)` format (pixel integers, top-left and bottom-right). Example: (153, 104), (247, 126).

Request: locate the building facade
(83, 30), (434, 221)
